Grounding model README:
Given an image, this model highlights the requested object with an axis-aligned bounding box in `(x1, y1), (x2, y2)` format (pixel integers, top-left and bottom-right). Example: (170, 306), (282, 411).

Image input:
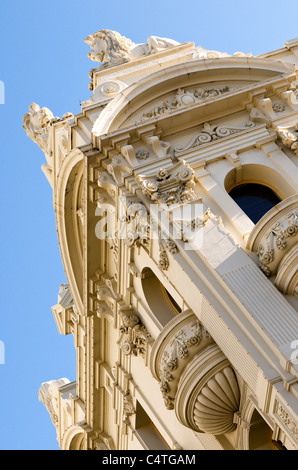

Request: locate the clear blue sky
(0, 0), (297, 450)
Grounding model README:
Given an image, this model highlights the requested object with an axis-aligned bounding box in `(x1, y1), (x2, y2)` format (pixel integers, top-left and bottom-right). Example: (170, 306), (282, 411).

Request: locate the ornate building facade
(24, 30), (298, 450)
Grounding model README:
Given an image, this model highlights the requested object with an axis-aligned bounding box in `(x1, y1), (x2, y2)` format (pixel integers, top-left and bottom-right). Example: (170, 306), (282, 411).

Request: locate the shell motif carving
(175, 343), (241, 435)
(193, 366), (240, 435)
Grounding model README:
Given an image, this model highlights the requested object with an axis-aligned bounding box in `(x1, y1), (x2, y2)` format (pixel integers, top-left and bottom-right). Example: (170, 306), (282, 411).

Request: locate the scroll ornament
(257, 211), (298, 276)
(136, 161), (196, 207)
(142, 86), (233, 120)
(119, 310), (153, 358)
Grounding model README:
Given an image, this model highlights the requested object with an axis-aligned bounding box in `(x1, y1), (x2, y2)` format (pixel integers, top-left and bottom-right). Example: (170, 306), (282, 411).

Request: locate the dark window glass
(229, 183), (281, 224)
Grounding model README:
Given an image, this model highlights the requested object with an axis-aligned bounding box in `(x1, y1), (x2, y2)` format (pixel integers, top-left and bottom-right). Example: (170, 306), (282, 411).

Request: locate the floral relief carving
(272, 102), (286, 113)
(119, 198), (149, 246)
(158, 320), (207, 410)
(135, 149), (150, 160)
(277, 124), (298, 156)
(257, 211), (298, 276)
(119, 309), (153, 358)
(158, 243), (169, 271)
(123, 392), (136, 420)
(141, 86), (233, 121)
(173, 207), (222, 244)
(158, 239), (178, 271)
(276, 402), (298, 441)
(136, 160), (196, 207)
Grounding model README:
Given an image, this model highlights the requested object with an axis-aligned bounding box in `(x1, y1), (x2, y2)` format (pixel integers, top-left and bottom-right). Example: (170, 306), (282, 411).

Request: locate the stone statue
(85, 29), (180, 67)
(23, 103), (59, 185)
(23, 103), (58, 155)
(23, 104), (73, 186)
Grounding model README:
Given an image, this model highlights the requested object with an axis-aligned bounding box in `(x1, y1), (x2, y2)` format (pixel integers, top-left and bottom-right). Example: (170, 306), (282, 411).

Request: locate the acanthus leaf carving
(257, 210), (298, 277)
(141, 86), (233, 121)
(158, 239), (179, 271)
(173, 207), (222, 245)
(150, 311), (213, 411)
(277, 124), (298, 156)
(119, 197), (149, 247)
(136, 160), (196, 207)
(123, 391), (136, 421)
(106, 154), (132, 185)
(159, 320), (204, 410)
(275, 402), (298, 442)
(52, 284), (79, 336)
(119, 308), (153, 359)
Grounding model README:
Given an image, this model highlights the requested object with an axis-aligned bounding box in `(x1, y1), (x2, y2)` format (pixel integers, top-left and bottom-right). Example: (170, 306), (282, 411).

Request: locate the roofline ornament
(85, 29), (180, 68)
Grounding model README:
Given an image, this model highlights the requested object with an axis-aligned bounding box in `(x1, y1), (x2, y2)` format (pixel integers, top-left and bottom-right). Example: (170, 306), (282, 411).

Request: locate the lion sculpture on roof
(85, 29), (180, 67)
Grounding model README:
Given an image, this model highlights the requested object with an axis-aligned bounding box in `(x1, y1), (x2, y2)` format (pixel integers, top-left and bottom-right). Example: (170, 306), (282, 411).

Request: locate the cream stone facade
(24, 30), (298, 450)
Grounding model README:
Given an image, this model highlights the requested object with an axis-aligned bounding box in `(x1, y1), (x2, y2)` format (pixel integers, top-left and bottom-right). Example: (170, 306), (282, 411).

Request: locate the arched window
(229, 183), (281, 224)
(141, 268), (182, 326)
(249, 409), (286, 450)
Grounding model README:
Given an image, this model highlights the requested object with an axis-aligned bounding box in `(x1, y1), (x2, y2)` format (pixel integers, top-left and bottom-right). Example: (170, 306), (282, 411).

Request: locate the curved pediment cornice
(91, 56), (296, 138)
